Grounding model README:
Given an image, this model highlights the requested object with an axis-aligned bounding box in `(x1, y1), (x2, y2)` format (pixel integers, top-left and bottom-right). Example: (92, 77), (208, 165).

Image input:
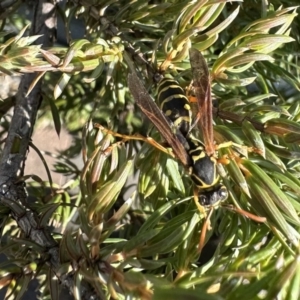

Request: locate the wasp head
(199, 185), (228, 207)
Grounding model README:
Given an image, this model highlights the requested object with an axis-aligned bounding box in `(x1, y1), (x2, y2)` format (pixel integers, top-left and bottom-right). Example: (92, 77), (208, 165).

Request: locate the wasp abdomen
(157, 78), (192, 136)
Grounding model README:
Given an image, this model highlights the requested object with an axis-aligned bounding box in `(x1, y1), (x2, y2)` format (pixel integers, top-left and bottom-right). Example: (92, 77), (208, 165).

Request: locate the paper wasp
(128, 48), (228, 209)
(95, 48), (228, 208)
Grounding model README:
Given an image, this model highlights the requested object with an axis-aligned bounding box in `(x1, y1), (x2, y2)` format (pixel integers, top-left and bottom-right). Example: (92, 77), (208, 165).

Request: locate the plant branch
(0, 1), (99, 299)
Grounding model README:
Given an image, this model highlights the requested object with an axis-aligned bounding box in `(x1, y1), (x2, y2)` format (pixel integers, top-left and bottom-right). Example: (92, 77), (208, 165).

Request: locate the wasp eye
(219, 185), (228, 201)
(199, 194), (209, 206)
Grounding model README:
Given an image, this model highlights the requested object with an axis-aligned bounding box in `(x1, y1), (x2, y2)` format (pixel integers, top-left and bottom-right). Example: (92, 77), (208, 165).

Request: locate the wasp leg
(217, 155), (231, 165)
(198, 208), (214, 254)
(94, 123), (174, 157)
(216, 141), (261, 158)
(186, 80), (199, 104)
(223, 205), (266, 223)
(216, 141), (250, 152)
(193, 187), (206, 216)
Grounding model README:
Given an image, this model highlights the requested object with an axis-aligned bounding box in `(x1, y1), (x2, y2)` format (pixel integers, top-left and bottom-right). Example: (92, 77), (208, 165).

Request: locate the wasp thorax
(187, 138), (219, 188)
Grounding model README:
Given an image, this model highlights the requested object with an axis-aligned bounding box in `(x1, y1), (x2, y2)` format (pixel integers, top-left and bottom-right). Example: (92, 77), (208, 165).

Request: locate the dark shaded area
(197, 233), (222, 266)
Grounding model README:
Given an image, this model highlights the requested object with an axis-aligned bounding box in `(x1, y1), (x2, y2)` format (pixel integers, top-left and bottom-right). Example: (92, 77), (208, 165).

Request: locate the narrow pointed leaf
(240, 35), (294, 51)
(213, 47), (249, 75)
(271, 171), (300, 197)
(74, 271), (82, 300)
(54, 73), (72, 99)
(15, 275), (31, 300)
(40, 49), (61, 65)
(249, 105), (290, 116)
(265, 118), (300, 136)
(138, 198), (188, 234)
(224, 53), (273, 71)
(193, 34), (218, 50)
(123, 229), (160, 253)
(179, 0), (207, 32)
(246, 177), (299, 244)
(202, 6), (240, 39)
(106, 196), (135, 228)
(47, 96), (61, 136)
(154, 287), (222, 300)
(88, 159), (133, 220)
(61, 39), (90, 68)
(65, 229), (81, 260)
(48, 268), (59, 300)
(26, 71), (45, 96)
(39, 203), (60, 227)
(216, 76), (256, 86)
(243, 160), (300, 225)
(243, 93), (277, 105)
(286, 256), (300, 300)
(140, 222), (187, 256)
(1, 197), (26, 217)
(284, 133), (300, 144)
(261, 61), (300, 90)
(221, 148), (250, 196)
(242, 120), (265, 158)
(267, 257), (300, 299)
(264, 148), (286, 171)
(166, 157), (185, 194)
(84, 62), (105, 83)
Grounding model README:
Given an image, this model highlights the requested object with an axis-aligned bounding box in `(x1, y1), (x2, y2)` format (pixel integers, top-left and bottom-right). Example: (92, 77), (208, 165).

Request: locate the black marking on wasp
(157, 78), (192, 137)
(128, 48), (228, 208)
(187, 138), (228, 207)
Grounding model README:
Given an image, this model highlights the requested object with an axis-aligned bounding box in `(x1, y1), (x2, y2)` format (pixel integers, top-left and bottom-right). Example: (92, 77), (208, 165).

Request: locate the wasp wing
(128, 72), (191, 167)
(189, 48), (214, 156)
